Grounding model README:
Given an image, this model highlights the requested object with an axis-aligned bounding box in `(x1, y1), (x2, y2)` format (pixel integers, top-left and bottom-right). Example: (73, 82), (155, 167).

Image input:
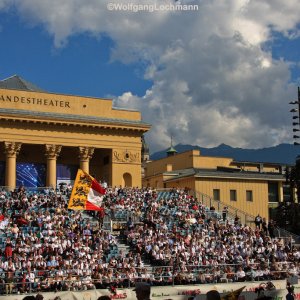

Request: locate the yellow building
(143, 149), (286, 221)
(0, 75), (150, 190)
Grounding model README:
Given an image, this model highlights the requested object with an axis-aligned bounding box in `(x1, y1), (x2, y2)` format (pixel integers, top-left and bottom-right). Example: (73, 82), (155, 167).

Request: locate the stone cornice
(0, 108), (151, 132)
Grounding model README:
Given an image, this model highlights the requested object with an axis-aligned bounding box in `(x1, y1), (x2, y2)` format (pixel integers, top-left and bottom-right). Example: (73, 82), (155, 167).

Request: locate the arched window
(122, 173), (132, 187)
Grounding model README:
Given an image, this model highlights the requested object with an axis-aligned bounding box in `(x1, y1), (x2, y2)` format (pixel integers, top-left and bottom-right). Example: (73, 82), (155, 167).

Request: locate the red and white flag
(68, 169), (106, 211)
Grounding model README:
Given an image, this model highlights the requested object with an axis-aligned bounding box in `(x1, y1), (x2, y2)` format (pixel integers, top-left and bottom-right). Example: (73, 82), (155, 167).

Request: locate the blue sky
(0, 12), (152, 97)
(0, 0), (300, 153)
(266, 31), (300, 82)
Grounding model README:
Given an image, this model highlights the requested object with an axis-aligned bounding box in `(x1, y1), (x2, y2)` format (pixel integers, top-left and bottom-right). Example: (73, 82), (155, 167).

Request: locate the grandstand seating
(0, 186), (299, 295)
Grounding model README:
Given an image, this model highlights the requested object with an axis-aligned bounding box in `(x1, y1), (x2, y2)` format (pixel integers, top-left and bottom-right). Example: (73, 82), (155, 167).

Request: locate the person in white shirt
(26, 267), (36, 291)
(236, 266), (246, 282)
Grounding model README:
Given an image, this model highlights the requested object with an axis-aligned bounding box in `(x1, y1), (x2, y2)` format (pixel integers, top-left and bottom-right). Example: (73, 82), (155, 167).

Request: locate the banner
(16, 162), (46, 187)
(4, 280), (299, 300)
(68, 169), (106, 211)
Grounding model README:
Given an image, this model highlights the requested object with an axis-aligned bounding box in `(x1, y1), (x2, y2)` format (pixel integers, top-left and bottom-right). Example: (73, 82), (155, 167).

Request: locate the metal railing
(275, 226), (300, 244)
(0, 186), (67, 196)
(0, 263), (297, 295)
(194, 190), (256, 226)
(155, 188), (256, 227)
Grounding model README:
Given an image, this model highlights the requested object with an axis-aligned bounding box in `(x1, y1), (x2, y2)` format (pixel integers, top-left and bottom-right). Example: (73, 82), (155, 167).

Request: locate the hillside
(150, 143), (299, 165)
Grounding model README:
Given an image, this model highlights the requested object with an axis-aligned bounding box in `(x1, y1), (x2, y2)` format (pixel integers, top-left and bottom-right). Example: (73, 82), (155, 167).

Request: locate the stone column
(278, 181), (284, 203)
(79, 147), (94, 174)
(4, 142), (22, 191)
(45, 144), (62, 188)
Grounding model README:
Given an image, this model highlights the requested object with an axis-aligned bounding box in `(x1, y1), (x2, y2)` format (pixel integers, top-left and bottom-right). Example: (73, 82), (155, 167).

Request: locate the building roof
(163, 167), (285, 182)
(0, 75), (45, 92)
(166, 146), (178, 154)
(0, 108), (150, 130)
(233, 160), (287, 167)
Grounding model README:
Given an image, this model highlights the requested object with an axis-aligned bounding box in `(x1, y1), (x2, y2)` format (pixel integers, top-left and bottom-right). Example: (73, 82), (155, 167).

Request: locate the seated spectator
(0, 185), (297, 295)
(254, 265), (264, 281)
(236, 266), (246, 282)
(5, 270), (14, 295)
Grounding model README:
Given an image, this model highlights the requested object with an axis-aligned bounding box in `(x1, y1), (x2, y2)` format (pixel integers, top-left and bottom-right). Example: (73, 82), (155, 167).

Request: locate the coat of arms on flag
(222, 286), (245, 300)
(68, 169), (106, 211)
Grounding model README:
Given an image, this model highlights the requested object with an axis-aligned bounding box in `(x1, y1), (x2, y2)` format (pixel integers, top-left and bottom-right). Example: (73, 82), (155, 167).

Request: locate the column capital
(79, 147), (95, 161)
(4, 142), (22, 157)
(45, 144), (62, 159)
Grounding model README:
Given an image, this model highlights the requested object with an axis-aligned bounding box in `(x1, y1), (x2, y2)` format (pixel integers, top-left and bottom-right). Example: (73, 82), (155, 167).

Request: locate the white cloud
(1, 0), (300, 152)
(0, 0), (12, 11)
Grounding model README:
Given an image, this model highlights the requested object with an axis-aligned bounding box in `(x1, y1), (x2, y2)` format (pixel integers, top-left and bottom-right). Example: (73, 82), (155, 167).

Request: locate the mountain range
(150, 143), (300, 165)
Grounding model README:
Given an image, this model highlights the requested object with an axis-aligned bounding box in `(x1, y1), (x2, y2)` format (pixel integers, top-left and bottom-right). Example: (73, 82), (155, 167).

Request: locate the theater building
(0, 75), (150, 190)
(143, 149), (286, 220)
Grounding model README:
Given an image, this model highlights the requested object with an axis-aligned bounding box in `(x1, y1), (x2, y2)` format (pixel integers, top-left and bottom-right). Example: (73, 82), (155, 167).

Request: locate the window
(268, 182), (279, 202)
(246, 190), (253, 202)
(230, 190), (237, 201)
(213, 189), (220, 201)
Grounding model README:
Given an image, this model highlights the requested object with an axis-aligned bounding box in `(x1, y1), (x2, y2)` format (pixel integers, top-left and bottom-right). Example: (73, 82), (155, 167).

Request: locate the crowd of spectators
(120, 188), (300, 285)
(0, 186), (120, 294)
(0, 186), (299, 295)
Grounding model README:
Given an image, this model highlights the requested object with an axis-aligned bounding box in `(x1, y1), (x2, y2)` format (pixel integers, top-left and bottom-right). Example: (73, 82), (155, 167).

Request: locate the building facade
(143, 149), (286, 220)
(0, 75), (150, 190)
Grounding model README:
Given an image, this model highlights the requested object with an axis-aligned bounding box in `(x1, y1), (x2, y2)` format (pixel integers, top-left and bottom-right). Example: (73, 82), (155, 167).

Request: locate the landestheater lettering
(0, 94), (70, 108)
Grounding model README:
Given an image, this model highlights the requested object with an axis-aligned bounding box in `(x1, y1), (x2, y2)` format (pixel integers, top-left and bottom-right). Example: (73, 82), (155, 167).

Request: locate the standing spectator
(286, 286), (295, 300)
(26, 267), (35, 292)
(5, 270), (14, 294)
(255, 214), (263, 229)
(268, 220), (275, 238)
(19, 272), (28, 294)
(234, 215), (240, 226)
(101, 180), (108, 189)
(262, 218), (268, 235)
(222, 207), (228, 222)
(98, 207), (105, 229)
(4, 239), (13, 259)
(11, 223), (20, 238)
(127, 217), (134, 231)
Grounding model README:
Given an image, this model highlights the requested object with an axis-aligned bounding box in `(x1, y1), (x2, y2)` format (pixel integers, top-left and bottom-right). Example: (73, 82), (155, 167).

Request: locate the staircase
(156, 190), (300, 244)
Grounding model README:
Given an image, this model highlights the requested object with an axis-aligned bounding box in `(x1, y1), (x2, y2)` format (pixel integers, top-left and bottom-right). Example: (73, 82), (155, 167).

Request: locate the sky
(0, 0), (300, 154)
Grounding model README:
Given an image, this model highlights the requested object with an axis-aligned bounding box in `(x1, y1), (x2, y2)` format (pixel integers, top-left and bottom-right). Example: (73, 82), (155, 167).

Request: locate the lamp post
(289, 87), (300, 206)
(290, 87), (300, 145)
(276, 87), (300, 233)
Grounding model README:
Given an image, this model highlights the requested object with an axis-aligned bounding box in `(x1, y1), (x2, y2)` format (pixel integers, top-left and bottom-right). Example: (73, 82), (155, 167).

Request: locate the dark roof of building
(233, 160), (287, 167)
(163, 167), (285, 182)
(167, 146), (178, 154)
(0, 75), (45, 92)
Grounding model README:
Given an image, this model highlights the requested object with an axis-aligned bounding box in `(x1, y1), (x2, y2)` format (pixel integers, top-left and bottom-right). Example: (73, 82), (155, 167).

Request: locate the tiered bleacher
(0, 186), (299, 295)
